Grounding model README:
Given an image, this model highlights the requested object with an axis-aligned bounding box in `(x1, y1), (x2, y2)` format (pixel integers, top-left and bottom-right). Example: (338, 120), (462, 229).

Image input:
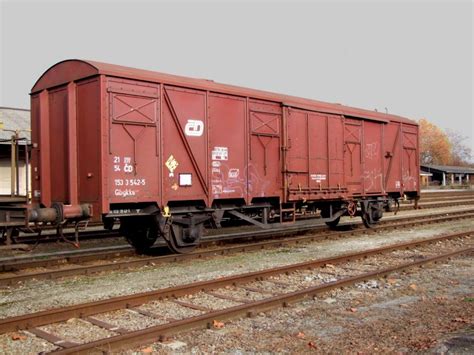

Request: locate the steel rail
(401, 200), (474, 210)
(53, 246), (473, 355)
(0, 210), (473, 286)
(420, 191), (474, 197)
(416, 195), (474, 202)
(0, 229), (471, 336)
(53, 245), (473, 355)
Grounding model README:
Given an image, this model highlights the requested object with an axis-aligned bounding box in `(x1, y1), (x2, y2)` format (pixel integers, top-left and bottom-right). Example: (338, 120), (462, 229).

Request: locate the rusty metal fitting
(62, 204), (92, 219)
(28, 203), (92, 224)
(28, 207), (58, 223)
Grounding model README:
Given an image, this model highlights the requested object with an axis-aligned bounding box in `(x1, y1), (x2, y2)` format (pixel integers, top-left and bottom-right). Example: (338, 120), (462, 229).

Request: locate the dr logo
(184, 119), (204, 137)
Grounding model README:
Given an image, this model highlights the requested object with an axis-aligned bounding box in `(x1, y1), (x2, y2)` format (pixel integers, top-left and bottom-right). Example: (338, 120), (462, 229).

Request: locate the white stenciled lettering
(212, 147), (228, 161)
(115, 179), (146, 186)
(114, 189), (137, 197)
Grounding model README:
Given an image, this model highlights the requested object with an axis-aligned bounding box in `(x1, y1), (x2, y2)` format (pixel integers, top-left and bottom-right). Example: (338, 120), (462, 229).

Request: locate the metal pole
(25, 142), (30, 202)
(10, 134), (16, 197)
(15, 132), (20, 195)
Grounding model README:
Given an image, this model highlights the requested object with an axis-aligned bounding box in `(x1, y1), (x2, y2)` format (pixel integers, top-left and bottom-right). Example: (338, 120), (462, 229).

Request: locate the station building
(421, 164), (474, 187)
(0, 107), (31, 196)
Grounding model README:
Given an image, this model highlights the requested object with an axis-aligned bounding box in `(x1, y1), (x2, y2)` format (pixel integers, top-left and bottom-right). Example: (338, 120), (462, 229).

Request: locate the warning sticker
(212, 147), (228, 161)
(165, 155), (179, 173)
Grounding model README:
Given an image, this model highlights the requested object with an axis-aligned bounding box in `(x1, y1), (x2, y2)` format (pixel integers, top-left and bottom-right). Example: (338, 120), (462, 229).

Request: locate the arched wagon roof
(32, 59), (416, 125)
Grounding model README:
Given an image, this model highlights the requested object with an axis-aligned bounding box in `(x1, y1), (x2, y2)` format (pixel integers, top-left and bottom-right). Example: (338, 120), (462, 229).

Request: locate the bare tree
(446, 129), (473, 166)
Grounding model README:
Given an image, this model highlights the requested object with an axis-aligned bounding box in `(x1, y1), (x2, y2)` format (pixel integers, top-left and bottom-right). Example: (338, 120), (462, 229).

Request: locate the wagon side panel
(383, 121), (403, 194)
(248, 100), (282, 200)
(162, 86), (208, 204)
(401, 124), (419, 193)
(343, 118), (363, 195)
(286, 110), (309, 191)
(308, 112), (329, 190)
(362, 121), (384, 194)
(30, 95), (41, 205)
(77, 78), (103, 215)
(208, 94), (247, 203)
(48, 87), (70, 203)
(105, 78), (160, 206)
(327, 115), (344, 189)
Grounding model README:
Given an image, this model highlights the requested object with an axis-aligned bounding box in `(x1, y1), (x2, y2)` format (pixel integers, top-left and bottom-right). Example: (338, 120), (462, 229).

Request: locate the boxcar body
(26, 60), (419, 252)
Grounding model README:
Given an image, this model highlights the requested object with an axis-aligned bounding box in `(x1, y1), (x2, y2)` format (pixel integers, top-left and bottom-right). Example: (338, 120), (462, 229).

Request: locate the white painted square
(179, 173), (192, 186)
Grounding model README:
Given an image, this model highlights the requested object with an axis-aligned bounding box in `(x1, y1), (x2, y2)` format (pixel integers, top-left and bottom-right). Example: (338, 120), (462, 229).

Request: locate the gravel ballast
(0, 209), (472, 320)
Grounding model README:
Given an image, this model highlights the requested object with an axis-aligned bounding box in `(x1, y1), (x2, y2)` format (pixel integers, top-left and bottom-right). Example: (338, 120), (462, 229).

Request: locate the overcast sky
(1, 0), (473, 154)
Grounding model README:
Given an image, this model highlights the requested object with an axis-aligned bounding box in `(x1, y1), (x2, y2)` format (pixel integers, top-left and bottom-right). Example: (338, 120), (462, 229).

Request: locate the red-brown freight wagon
(7, 60), (420, 252)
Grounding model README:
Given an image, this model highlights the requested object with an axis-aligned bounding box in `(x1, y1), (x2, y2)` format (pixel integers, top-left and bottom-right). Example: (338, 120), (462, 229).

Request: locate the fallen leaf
(308, 341), (317, 349)
(409, 284), (417, 291)
(11, 333), (26, 341)
(213, 320), (225, 329)
(349, 307), (358, 313)
(386, 278), (397, 285)
(325, 263), (335, 269)
(141, 346), (153, 354)
(296, 332), (305, 339)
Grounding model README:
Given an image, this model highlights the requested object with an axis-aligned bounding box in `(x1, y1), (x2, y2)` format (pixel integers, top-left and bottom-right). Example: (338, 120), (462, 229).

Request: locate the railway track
(415, 194), (474, 202)
(420, 190), (474, 198)
(5, 193), (473, 246)
(0, 229), (471, 354)
(6, 191), (473, 245)
(3, 206), (474, 272)
(399, 197), (474, 210)
(0, 208), (473, 287)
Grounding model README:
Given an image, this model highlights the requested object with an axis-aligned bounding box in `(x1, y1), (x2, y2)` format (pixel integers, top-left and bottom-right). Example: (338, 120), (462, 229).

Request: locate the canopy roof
(421, 164), (474, 174)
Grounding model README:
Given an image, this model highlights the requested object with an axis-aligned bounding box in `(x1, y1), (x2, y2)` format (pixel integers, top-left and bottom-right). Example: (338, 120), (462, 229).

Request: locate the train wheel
(361, 211), (375, 228)
(325, 216), (340, 228)
(321, 206), (341, 229)
(120, 218), (158, 253)
(361, 202), (383, 228)
(162, 223), (202, 254)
